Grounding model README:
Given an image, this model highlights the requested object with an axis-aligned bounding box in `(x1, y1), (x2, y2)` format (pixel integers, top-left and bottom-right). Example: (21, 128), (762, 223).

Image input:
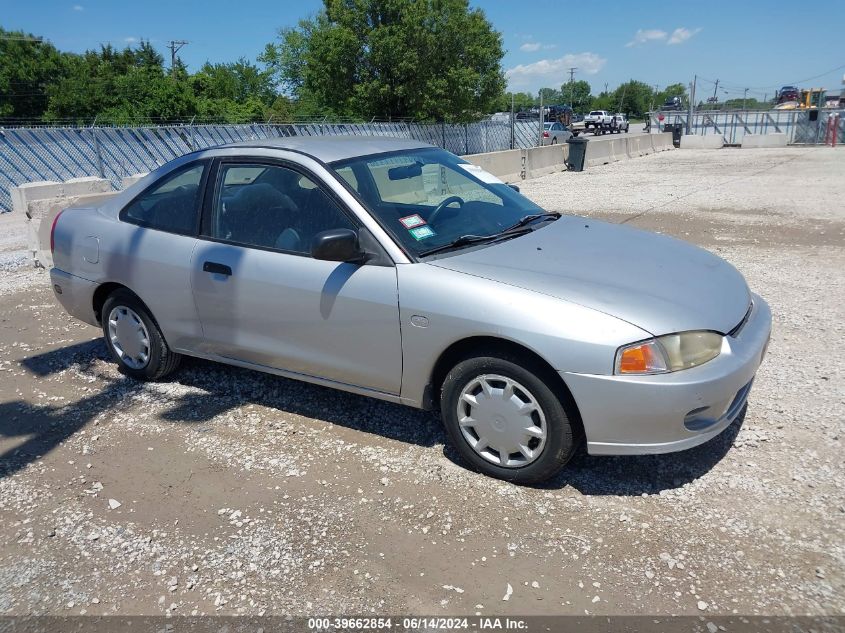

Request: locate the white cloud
(668, 27), (702, 45)
(519, 42), (556, 52)
(625, 29), (667, 47)
(125, 37), (138, 43)
(505, 53), (607, 90)
(72, 4), (84, 10)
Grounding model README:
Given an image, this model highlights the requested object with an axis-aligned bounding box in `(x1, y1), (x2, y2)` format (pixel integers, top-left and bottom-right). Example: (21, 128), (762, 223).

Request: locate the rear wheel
(101, 289), (181, 381)
(440, 354), (577, 484)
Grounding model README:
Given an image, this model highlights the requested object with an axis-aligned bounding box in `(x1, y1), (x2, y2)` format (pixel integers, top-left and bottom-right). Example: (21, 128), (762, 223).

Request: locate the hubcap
(107, 306), (150, 370)
(457, 374), (547, 468)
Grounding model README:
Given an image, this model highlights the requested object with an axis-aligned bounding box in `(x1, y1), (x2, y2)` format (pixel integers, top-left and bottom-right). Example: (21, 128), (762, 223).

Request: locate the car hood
(428, 216), (750, 335)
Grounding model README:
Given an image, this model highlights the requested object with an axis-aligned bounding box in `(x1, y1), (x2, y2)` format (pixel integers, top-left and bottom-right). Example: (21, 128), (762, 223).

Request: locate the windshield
(589, 111), (602, 116)
(330, 148), (545, 258)
(543, 123), (553, 129)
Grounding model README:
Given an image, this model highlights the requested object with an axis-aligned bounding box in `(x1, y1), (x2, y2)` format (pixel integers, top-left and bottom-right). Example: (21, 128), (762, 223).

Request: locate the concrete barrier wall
(11, 176), (113, 216)
(10, 177), (117, 268)
(651, 134), (675, 152)
(625, 135), (653, 158)
(524, 144), (568, 179)
(32, 193), (119, 269)
(741, 133), (788, 148)
(463, 149), (524, 183)
(121, 173), (150, 189)
(680, 135), (725, 149)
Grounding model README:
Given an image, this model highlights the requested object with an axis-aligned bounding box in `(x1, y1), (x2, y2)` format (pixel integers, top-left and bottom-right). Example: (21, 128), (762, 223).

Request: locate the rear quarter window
(121, 162), (206, 235)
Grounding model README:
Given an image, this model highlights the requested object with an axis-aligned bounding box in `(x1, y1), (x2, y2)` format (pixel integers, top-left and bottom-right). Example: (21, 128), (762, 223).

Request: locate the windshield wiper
(418, 228), (534, 257)
(499, 211), (561, 233)
(418, 213), (560, 258)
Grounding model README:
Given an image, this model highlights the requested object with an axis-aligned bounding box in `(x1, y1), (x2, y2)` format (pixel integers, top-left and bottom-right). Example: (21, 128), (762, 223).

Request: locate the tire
(551, 137), (557, 145)
(101, 288), (181, 381)
(440, 353), (578, 484)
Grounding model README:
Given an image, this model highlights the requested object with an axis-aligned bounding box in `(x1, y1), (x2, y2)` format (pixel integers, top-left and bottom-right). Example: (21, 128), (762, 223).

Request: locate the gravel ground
(0, 147), (843, 618)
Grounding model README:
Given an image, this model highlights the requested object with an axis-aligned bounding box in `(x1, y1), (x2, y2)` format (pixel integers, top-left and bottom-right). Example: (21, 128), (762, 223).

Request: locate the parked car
(612, 113), (630, 133)
(50, 137), (771, 484)
(584, 110), (613, 134)
(542, 122), (573, 145)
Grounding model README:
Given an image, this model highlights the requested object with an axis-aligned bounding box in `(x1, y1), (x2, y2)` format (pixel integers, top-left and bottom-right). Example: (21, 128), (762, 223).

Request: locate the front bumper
(563, 294), (772, 455)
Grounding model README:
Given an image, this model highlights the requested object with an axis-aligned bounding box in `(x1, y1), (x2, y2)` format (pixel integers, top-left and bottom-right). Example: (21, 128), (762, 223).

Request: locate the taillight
(542, 131), (549, 137)
(50, 210), (65, 254)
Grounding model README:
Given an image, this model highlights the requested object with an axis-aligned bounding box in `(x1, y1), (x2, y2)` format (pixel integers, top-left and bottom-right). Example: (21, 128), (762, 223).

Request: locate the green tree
(260, 0), (506, 122)
(538, 87), (561, 104)
(653, 82), (687, 110)
(606, 80), (653, 118)
(494, 91), (534, 112)
(560, 80), (591, 111)
(0, 28), (66, 119)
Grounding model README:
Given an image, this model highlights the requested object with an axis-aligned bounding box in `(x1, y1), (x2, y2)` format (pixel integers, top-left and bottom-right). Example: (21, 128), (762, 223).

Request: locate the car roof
(219, 135), (434, 164)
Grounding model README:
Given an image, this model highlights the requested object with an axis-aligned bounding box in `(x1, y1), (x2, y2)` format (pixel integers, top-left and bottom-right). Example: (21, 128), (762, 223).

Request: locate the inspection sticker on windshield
(399, 214), (426, 229)
(408, 226), (436, 241)
(457, 163), (505, 185)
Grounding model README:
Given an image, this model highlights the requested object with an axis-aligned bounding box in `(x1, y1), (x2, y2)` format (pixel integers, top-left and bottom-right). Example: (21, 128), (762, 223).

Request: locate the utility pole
(510, 92), (515, 150)
(712, 79), (720, 108)
(618, 79), (628, 113)
(686, 74), (697, 134)
(538, 89), (543, 145)
(167, 40), (189, 76)
(742, 88), (748, 111)
(567, 67), (577, 107)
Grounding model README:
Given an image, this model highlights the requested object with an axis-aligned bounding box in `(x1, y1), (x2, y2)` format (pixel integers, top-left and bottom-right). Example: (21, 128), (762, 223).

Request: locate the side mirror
(311, 229), (367, 263)
(508, 184), (520, 193)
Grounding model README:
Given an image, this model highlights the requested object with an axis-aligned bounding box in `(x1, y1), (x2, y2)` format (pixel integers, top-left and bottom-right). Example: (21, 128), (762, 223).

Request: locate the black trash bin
(668, 122), (683, 147)
(566, 136), (589, 171)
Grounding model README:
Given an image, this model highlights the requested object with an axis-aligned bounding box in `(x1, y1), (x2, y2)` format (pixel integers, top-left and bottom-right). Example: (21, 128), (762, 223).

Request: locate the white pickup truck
(584, 110), (613, 134)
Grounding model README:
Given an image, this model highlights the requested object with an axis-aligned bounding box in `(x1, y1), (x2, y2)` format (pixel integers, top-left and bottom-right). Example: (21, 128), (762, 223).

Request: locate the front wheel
(440, 355), (578, 484)
(101, 289), (181, 381)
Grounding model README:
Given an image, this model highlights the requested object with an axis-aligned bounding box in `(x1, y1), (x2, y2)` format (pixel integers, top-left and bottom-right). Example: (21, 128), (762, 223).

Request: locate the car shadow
(7, 339), (740, 495)
(543, 407), (746, 495)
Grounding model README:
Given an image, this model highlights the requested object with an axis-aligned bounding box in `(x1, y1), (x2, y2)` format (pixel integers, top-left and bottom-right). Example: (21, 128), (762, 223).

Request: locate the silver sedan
(49, 137), (771, 483)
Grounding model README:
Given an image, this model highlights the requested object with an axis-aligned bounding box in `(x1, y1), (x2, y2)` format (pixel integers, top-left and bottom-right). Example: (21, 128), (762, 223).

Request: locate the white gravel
(0, 147), (843, 617)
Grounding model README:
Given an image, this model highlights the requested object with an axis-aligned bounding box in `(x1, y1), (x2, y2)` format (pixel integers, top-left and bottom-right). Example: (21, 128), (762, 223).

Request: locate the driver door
(190, 159), (403, 396)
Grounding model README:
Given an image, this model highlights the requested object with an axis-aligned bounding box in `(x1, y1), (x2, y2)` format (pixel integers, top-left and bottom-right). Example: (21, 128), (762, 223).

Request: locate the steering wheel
(428, 196), (465, 225)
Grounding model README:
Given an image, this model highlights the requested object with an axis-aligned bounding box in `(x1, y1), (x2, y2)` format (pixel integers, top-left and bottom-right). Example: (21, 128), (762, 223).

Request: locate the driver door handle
(203, 261), (232, 276)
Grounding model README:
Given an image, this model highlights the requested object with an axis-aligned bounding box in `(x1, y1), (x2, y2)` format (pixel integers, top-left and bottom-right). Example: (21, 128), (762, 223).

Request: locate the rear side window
(121, 163), (206, 235)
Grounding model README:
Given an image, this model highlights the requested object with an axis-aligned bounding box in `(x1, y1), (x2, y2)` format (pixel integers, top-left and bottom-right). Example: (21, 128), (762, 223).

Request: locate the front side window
(211, 163), (356, 255)
(332, 148), (545, 257)
(122, 162), (205, 235)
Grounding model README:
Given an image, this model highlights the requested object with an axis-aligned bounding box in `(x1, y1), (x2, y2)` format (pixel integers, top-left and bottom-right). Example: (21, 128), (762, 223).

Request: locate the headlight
(615, 331), (723, 375)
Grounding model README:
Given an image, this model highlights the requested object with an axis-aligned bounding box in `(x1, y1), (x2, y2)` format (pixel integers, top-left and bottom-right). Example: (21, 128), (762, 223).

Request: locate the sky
(3, 0), (844, 102)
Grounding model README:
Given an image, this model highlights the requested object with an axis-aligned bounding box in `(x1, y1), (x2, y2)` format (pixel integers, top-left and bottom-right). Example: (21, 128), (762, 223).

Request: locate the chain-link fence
(0, 119), (545, 213)
(649, 108), (845, 145)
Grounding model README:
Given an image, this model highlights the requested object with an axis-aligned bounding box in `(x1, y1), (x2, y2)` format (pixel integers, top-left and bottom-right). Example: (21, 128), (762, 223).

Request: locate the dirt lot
(0, 147), (843, 618)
